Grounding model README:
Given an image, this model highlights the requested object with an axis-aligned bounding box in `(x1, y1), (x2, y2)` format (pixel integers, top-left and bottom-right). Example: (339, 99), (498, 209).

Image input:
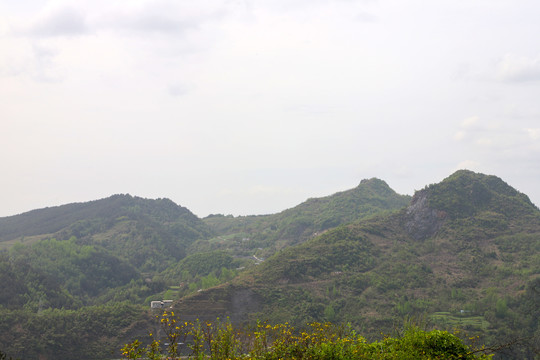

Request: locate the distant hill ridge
(201, 177), (411, 256)
(405, 170), (539, 240)
(425, 170), (538, 218)
(273, 177), (411, 234)
(0, 194), (196, 242)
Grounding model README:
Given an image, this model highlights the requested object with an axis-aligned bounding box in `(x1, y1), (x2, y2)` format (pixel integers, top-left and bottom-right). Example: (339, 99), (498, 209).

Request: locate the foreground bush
(121, 311), (493, 359)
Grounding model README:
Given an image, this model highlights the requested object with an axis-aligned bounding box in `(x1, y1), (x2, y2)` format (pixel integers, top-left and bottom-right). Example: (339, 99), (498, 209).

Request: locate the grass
(430, 312), (490, 331)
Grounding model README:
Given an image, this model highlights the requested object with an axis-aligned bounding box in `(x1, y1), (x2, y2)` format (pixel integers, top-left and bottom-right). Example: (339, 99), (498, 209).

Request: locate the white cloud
(495, 54), (540, 83)
(168, 83), (193, 96)
(30, 42), (63, 82)
(96, 0), (227, 35)
(526, 128), (540, 140)
(16, 7), (88, 37)
(354, 12), (378, 23)
(454, 131), (466, 141)
(101, 10), (194, 35)
(454, 54), (540, 84)
(475, 137), (494, 147)
(454, 116), (480, 141)
(451, 115), (540, 186)
(461, 116), (479, 128)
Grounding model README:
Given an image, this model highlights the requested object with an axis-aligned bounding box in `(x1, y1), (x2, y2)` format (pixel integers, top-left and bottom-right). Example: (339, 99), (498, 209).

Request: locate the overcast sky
(1, 0), (539, 218)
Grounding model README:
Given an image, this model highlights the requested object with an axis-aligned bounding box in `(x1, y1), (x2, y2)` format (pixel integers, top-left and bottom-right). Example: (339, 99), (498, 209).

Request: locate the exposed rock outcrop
(404, 189), (447, 240)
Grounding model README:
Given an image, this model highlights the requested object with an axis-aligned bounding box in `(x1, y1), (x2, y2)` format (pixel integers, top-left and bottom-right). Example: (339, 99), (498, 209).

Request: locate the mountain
(199, 178), (411, 257)
(0, 178), (411, 359)
(0, 194), (215, 326)
(0, 195), (216, 359)
(172, 170), (540, 358)
(0, 194), (213, 272)
(0, 194), (180, 241)
(1, 172), (538, 359)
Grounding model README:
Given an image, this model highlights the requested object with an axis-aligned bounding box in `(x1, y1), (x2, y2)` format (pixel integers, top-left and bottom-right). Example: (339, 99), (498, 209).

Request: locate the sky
(1, 0), (540, 218)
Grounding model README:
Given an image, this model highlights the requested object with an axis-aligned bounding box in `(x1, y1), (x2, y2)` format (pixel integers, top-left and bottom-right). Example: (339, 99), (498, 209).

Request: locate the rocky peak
(404, 189), (447, 240)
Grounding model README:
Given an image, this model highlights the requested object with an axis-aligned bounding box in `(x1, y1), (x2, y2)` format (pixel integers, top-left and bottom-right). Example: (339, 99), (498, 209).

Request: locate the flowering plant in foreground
(121, 312), (493, 359)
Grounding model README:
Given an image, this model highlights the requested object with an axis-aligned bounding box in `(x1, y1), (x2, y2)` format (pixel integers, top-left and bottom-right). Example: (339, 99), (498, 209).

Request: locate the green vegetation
(0, 302), (149, 360)
(1, 171), (539, 359)
(430, 312), (490, 331)
(0, 194), (214, 272)
(121, 312), (493, 359)
(200, 178), (410, 258)
(0, 195), (217, 359)
(174, 171), (540, 358)
(426, 170), (538, 220)
(0, 195), (210, 242)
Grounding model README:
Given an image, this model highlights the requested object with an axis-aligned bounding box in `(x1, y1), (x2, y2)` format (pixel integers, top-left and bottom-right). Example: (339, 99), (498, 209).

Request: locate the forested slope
(200, 178), (411, 257)
(1, 172), (538, 359)
(0, 195), (214, 359)
(173, 171), (540, 359)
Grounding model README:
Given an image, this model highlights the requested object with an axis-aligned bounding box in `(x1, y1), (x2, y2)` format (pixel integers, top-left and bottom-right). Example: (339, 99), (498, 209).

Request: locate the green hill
(0, 195), (215, 359)
(1, 172), (538, 359)
(0, 194), (213, 271)
(0, 194), (217, 311)
(200, 178), (411, 257)
(0, 194), (193, 241)
(173, 171), (540, 358)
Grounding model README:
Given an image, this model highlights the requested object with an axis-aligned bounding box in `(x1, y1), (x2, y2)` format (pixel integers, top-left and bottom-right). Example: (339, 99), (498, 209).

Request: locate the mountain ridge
(0, 170), (538, 359)
(0, 194), (199, 243)
(200, 177), (411, 257)
(171, 170), (539, 358)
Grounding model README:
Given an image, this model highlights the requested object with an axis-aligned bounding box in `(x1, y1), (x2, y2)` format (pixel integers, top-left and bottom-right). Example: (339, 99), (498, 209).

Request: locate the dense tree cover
(0, 242), (170, 311)
(0, 198), (217, 358)
(7, 237), (139, 305)
(162, 250), (241, 282)
(0, 302), (149, 360)
(426, 170), (538, 220)
(0, 194), (199, 241)
(158, 250), (247, 297)
(252, 225), (377, 284)
(0, 195), (214, 272)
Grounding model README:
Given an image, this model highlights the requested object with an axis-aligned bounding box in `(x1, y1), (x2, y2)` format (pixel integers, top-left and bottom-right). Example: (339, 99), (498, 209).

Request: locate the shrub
(121, 314), (493, 359)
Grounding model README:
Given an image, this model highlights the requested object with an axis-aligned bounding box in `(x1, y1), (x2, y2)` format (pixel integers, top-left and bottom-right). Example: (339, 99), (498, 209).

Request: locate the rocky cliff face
(404, 189), (447, 240)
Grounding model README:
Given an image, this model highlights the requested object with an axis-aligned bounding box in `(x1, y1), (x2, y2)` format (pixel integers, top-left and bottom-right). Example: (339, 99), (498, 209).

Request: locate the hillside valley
(0, 171), (538, 359)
